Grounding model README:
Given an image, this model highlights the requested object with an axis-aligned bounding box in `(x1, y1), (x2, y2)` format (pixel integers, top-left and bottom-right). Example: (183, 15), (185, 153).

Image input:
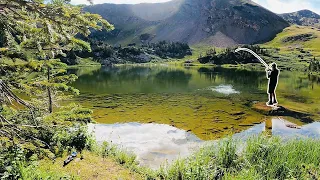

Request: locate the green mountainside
(84, 0), (289, 47)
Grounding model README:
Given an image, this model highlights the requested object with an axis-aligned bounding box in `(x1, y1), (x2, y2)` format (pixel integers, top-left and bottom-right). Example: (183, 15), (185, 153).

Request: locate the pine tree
(0, 0), (113, 160)
(0, 0), (114, 112)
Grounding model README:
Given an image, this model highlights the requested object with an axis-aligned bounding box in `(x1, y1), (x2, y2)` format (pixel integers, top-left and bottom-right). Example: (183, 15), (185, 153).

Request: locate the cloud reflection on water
(88, 123), (202, 169)
(89, 119), (320, 169)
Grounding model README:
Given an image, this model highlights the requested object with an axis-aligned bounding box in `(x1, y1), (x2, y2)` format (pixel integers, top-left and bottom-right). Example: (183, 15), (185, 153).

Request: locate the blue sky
(70, 0), (320, 14)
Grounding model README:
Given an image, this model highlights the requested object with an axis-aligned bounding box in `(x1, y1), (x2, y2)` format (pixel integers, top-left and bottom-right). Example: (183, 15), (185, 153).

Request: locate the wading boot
(266, 101), (273, 106)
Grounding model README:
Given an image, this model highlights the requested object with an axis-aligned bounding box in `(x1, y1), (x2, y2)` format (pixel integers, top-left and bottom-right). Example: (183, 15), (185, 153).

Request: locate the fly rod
(235, 48), (270, 69)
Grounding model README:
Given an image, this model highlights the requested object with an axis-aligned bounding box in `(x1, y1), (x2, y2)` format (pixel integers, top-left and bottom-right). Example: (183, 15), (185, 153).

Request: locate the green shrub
(0, 144), (25, 179)
(52, 125), (93, 156)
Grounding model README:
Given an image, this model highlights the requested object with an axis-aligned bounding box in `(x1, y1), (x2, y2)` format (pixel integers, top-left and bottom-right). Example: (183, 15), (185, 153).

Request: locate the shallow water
(88, 119), (320, 168)
(70, 65), (320, 168)
(235, 118), (320, 140)
(70, 65), (320, 137)
(88, 123), (202, 169)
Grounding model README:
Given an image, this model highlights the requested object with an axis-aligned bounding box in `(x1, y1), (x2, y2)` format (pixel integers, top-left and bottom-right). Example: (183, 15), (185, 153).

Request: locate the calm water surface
(70, 65), (320, 168)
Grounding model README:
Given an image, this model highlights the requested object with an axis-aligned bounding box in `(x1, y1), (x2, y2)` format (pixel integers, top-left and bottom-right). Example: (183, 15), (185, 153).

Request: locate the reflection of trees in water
(74, 66), (152, 83)
(198, 67), (267, 91)
(69, 66), (320, 96)
(70, 66), (192, 93)
(107, 66), (152, 83)
(154, 70), (192, 88)
(69, 66), (154, 93)
(198, 67), (218, 83)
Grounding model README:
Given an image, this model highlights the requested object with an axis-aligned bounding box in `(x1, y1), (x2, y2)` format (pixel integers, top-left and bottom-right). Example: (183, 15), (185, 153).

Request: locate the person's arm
(266, 69), (271, 79)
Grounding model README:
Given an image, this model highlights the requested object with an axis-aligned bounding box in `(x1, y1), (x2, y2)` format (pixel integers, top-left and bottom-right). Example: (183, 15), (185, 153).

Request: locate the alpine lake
(67, 64), (320, 169)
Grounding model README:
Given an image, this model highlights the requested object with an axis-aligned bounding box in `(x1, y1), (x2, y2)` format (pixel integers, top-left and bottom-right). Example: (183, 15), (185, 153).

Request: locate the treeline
(309, 57), (320, 72)
(142, 41), (192, 59)
(62, 40), (192, 65)
(198, 45), (270, 65)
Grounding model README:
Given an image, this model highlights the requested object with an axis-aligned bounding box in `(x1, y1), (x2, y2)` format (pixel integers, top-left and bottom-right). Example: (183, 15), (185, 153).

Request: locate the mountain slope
(264, 25), (320, 56)
(85, 0), (289, 47)
(280, 10), (320, 28)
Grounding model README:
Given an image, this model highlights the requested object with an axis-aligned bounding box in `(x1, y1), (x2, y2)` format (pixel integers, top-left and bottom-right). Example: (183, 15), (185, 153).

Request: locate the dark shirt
(268, 69), (279, 86)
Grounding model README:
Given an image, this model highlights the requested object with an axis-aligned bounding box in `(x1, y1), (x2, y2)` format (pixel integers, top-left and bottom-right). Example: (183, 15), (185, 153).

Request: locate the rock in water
(252, 102), (314, 123)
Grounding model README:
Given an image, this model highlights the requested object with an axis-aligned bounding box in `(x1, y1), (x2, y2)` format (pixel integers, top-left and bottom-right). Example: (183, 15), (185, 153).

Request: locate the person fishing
(235, 48), (280, 106)
(266, 63), (279, 106)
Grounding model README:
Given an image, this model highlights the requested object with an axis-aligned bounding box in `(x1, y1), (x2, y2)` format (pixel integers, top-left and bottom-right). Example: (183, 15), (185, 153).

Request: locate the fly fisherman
(266, 63), (279, 106)
(235, 48), (280, 106)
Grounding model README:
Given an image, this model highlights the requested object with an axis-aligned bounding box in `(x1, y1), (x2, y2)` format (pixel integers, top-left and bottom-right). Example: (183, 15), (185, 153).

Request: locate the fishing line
(235, 47), (271, 69)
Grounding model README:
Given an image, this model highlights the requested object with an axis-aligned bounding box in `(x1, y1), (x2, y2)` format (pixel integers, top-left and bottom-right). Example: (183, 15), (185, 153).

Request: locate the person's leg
(267, 93), (273, 105)
(269, 93), (273, 102)
(273, 92), (278, 104)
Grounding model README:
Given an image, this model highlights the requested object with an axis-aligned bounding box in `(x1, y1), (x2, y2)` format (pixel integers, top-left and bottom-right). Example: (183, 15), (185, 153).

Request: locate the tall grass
(243, 136), (320, 179)
(94, 141), (138, 167)
(155, 135), (320, 179)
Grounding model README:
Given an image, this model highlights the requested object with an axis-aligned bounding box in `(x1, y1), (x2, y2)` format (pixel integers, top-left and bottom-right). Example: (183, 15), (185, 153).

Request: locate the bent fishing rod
(235, 48), (271, 70)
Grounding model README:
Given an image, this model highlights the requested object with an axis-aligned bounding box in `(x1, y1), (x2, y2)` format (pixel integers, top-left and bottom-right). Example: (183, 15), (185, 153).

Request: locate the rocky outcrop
(280, 10), (320, 28)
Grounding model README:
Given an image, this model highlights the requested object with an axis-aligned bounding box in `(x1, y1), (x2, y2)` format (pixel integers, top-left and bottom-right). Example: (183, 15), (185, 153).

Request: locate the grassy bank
(35, 141), (154, 179)
(37, 150), (143, 179)
(34, 135), (320, 179)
